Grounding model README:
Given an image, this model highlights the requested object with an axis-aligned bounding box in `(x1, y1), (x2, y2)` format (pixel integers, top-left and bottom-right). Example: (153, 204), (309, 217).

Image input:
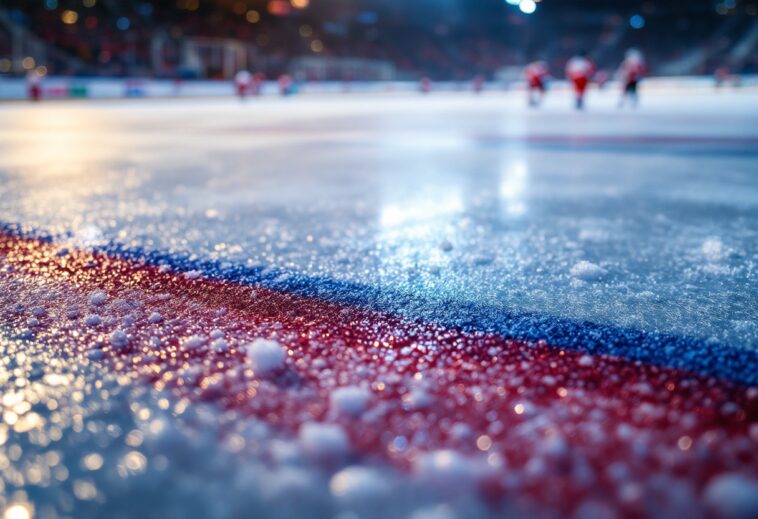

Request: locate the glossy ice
(1, 91), (756, 350)
(0, 89), (757, 519)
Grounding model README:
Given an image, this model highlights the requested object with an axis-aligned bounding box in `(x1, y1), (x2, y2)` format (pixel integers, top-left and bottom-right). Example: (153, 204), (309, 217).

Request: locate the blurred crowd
(1, 0), (757, 79)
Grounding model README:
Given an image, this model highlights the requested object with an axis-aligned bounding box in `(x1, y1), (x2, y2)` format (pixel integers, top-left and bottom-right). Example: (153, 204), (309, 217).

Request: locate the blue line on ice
(3, 222), (755, 386)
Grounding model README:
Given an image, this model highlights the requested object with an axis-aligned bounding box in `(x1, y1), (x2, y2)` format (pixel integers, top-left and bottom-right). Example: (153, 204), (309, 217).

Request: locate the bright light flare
(519, 0), (537, 14)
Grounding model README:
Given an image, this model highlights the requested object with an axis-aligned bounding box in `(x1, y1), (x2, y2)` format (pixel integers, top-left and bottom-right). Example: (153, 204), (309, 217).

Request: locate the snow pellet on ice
(84, 314), (101, 327)
(181, 335), (206, 350)
(299, 422), (350, 462)
(330, 386), (371, 417)
(701, 238), (727, 262)
(211, 338), (229, 352)
(570, 261), (607, 281)
(109, 329), (129, 349)
(329, 466), (391, 506)
(89, 290), (107, 306)
(413, 450), (477, 490)
(244, 338), (287, 374)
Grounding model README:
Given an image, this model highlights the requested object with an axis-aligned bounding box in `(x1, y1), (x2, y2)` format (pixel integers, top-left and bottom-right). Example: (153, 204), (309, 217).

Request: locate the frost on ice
(1, 93), (757, 519)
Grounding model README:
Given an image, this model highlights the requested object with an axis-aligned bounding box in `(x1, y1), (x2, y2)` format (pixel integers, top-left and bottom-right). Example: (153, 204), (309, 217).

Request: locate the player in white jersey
(617, 49), (647, 108)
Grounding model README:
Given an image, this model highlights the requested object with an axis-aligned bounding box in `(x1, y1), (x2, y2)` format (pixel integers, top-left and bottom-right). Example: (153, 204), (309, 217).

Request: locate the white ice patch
(330, 386), (371, 417)
(184, 270), (202, 280)
(299, 422), (350, 462)
(244, 338), (287, 374)
(570, 260), (607, 281)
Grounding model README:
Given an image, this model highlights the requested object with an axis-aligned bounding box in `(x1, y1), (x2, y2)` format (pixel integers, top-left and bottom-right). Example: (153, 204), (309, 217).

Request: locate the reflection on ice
(499, 159), (529, 217)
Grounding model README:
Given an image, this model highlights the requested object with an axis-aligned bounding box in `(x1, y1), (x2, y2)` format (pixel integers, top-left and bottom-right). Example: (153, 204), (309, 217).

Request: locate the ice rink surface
(0, 88), (757, 518)
(2, 89), (757, 353)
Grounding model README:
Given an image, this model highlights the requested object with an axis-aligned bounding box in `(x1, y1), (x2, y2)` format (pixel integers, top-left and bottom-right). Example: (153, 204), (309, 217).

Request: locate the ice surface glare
(380, 190), (463, 229)
(499, 159), (529, 216)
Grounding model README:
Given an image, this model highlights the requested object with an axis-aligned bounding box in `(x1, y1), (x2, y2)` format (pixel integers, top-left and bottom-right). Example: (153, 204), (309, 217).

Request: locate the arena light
(268, 0), (291, 16)
(61, 9), (78, 24)
(505, 0), (520, 5)
(629, 14), (645, 29)
(519, 0), (537, 14)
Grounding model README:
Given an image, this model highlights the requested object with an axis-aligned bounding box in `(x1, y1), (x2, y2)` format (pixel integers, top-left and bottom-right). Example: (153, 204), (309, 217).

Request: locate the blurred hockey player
(278, 74), (293, 96)
(251, 72), (265, 96)
(26, 69), (43, 102)
(472, 75), (485, 94)
(565, 51), (595, 110)
(714, 66), (730, 89)
(617, 49), (647, 108)
(524, 60), (549, 107)
(234, 70), (251, 99)
(594, 70), (611, 90)
(419, 76), (432, 94)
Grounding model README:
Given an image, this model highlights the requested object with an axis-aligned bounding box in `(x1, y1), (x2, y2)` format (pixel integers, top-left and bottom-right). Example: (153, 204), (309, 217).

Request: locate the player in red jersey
(251, 72), (265, 96)
(524, 60), (550, 107)
(278, 74), (293, 96)
(472, 74), (485, 94)
(617, 49), (647, 108)
(714, 66), (730, 89)
(234, 70), (251, 99)
(26, 70), (43, 102)
(565, 51), (595, 110)
(419, 76), (432, 94)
